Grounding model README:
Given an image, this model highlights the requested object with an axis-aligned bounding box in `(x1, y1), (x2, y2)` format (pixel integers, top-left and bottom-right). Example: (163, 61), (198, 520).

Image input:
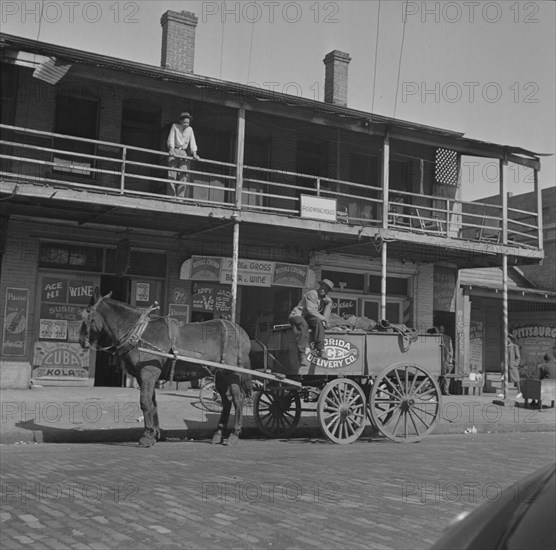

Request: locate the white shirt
(167, 124), (197, 154)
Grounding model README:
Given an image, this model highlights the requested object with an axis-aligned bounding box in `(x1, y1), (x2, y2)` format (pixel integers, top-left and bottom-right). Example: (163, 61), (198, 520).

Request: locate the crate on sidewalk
(461, 375), (484, 396)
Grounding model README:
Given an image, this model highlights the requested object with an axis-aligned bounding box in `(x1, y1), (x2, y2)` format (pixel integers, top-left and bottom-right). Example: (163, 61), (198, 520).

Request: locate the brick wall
(323, 51), (351, 107)
(160, 11), (198, 74)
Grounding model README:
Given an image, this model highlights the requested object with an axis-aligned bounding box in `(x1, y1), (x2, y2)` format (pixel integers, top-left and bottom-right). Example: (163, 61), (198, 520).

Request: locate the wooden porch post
(500, 157), (509, 398)
(534, 168), (543, 251)
(380, 130), (390, 320)
(230, 106), (246, 323)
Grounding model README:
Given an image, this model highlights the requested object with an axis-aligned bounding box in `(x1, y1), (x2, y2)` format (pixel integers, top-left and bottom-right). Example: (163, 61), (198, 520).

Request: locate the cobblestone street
(1, 432), (555, 549)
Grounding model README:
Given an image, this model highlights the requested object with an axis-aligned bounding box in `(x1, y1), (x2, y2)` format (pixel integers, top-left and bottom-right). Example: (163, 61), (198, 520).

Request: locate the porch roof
(0, 32), (547, 169)
(460, 267), (556, 298)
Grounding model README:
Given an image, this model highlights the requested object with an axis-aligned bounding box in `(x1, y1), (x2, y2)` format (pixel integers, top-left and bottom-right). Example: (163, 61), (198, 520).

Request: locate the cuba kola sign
(33, 342), (90, 379)
(305, 337), (360, 369)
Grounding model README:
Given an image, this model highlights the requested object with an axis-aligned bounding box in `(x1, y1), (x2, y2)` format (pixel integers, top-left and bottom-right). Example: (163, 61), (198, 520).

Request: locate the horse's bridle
(81, 294), (113, 352)
(82, 297), (159, 355)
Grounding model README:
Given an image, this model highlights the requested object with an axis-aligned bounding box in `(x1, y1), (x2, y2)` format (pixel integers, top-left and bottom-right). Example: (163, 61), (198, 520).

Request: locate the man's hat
(179, 112), (192, 120)
(319, 279), (334, 291)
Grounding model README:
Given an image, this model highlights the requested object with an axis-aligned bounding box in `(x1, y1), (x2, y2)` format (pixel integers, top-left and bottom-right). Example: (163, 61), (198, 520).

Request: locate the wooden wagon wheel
(317, 378), (367, 445)
(369, 363), (441, 443)
(254, 387), (301, 438)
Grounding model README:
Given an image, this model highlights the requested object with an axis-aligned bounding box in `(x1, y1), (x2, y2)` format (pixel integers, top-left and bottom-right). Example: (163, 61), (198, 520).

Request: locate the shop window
(322, 270), (365, 292)
(105, 249), (166, 278)
(363, 299), (402, 323)
(38, 274), (98, 343)
(368, 275), (408, 295)
(39, 243), (103, 272)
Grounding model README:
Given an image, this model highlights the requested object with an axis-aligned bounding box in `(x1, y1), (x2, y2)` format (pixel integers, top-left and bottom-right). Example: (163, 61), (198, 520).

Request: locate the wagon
(250, 325), (443, 445)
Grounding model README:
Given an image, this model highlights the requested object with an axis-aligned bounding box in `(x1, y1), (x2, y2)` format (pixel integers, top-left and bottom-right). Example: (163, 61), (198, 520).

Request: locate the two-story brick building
(0, 10), (545, 388)
(459, 187), (556, 379)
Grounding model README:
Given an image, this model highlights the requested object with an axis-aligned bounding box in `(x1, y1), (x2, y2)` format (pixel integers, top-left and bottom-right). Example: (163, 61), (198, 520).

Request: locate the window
(105, 249), (166, 278)
(39, 243), (103, 272)
(363, 299), (403, 323)
(322, 270), (365, 292)
(368, 275), (408, 295)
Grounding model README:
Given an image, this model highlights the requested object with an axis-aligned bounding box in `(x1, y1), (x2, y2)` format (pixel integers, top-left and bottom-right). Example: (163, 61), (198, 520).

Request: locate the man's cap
(319, 279), (334, 291)
(179, 112), (192, 120)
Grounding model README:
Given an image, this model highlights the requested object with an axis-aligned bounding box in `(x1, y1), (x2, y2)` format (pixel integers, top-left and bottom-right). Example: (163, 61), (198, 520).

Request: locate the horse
(79, 289), (252, 447)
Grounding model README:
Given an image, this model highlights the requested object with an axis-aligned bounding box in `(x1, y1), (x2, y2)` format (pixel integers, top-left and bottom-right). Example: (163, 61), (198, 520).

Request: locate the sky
(2, 0), (555, 200)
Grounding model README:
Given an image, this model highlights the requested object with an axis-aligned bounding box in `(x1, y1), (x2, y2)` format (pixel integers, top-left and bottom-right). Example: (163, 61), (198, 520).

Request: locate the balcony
(0, 123), (543, 254)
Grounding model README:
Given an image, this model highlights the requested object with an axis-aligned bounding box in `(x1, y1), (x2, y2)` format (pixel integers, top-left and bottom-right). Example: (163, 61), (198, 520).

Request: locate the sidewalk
(1, 385), (555, 445)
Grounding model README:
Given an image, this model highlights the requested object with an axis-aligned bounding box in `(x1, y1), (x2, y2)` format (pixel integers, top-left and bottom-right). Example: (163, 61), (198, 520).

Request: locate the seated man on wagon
(289, 279), (334, 367)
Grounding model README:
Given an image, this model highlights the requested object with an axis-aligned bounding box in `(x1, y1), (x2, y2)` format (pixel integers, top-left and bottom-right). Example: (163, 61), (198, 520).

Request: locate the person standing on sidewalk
(289, 279), (334, 367)
(428, 326), (454, 396)
(499, 334), (522, 399)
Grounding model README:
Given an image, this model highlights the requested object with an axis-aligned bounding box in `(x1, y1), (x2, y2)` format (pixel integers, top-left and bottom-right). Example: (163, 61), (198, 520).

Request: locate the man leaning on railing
(167, 112), (200, 198)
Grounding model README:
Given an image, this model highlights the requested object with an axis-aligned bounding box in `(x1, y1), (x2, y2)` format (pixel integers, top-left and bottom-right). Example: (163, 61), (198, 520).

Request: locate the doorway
(93, 276), (130, 387)
(121, 102), (162, 194)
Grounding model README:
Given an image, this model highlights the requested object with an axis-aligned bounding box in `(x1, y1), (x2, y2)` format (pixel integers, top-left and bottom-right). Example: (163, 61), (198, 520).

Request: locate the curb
(2, 421), (554, 446)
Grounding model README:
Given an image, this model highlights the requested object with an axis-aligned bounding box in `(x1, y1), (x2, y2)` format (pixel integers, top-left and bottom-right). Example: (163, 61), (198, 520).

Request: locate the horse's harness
(82, 298), (164, 356)
(83, 298), (230, 383)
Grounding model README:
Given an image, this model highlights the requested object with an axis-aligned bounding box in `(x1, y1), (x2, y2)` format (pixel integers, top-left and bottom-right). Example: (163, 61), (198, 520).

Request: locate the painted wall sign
(67, 280), (94, 304)
(2, 287), (29, 356)
(469, 321), (483, 372)
(40, 303), (84, 321)
(41, 277), (68, 302)
(433, 267), (456, 312)
(511, 324), (556, 366)
(191, 283), (232, 318)
(39, 319), (68, 340)
(181, 256), (310, 288)
(169, 303), (189, 325)
(170, 286), (189, 305)
(300, 194), (337, 222)
(272, 263), (308, 287)
(189, 257), (222, 281)
(135, 282), (150, 303)
(305, 337), (360, 369)
(32, 342), (90, 379)
(332, 298), (358, 319)
(220, 258), (273, 287)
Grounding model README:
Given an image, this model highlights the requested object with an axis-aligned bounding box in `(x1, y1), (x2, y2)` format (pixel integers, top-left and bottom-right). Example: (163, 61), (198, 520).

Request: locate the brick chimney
(323, 50), (351, 106)
(160, 10), (198, 73)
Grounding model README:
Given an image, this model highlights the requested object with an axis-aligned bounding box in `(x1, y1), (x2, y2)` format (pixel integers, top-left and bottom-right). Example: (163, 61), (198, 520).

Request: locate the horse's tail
(218, 319), (252, 393)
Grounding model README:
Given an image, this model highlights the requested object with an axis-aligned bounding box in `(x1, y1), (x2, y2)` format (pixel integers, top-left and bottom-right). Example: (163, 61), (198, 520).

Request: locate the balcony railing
(0, 124), (541, 248)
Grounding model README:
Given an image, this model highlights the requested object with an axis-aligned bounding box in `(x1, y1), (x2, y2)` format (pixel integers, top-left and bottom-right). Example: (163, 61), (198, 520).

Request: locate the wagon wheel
(199, 379), (223, 413)
(254, 387), (301, 438)
(317, 378), (367, 445)
(369, 363), (441, 443)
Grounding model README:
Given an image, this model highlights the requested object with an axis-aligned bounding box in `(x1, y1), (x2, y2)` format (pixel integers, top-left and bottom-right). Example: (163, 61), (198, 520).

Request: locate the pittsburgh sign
(306, 337), (360, 369)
